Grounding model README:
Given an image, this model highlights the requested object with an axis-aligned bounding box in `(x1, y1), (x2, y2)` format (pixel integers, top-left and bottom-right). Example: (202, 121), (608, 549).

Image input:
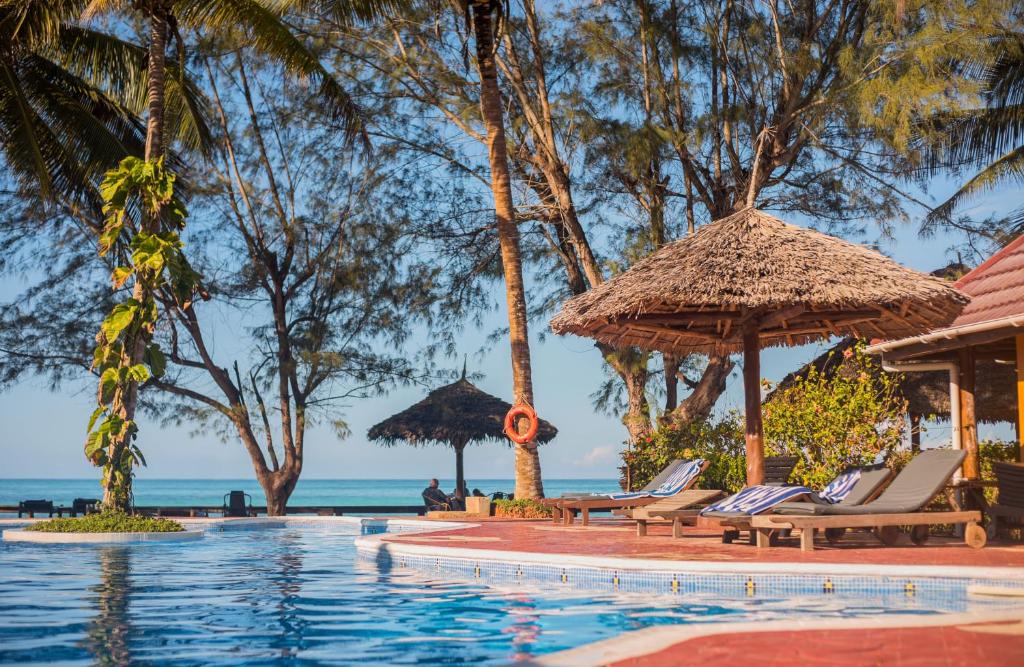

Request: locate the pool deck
(384, 517), (1024, 568)
(381, 517), (1024, 666)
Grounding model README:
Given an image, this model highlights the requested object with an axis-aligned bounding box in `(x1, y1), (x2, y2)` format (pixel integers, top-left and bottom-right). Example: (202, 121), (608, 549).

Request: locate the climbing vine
(86, 157), (201, 511)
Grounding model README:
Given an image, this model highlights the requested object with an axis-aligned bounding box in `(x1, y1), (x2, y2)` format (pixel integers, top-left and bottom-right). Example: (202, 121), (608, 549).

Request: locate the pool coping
(353, 521), (1024, 582)
(2, 528), (204, 543)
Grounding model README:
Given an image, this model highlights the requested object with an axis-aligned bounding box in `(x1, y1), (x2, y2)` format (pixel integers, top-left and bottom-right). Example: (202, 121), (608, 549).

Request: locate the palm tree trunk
(469, 1), (543, 499)
(101, 5), (169, 512)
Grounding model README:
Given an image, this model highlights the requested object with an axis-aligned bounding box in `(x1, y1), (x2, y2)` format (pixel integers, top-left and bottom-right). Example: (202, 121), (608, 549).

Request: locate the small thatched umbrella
(550, 208), (968, 484)
(367, 369), (557, 500)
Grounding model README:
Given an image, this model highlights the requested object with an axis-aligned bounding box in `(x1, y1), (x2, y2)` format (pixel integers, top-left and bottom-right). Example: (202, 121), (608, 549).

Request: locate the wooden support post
(909, 413), (921, 453)
(800, 528), (816, 552)
(453, 438), (467, 501)
(743, 324), (765, 486)
(958, 347), (979, 479)
(636, 519), (647, 537)
(1017, 335), (1024, 463)
(672, 517), (683, 538)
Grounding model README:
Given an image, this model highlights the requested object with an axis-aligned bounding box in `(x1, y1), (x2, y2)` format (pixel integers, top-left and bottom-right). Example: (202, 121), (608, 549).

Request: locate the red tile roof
(951, 234), (1024, 326)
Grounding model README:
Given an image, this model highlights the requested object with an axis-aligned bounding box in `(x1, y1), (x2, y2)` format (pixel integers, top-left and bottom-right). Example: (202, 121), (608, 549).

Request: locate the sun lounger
(542, 459), (689, 521)
(17, 500), (55, 518)
(547, 459), (689, 506)
(704, 464), (892, 544)
(986, 461), (1024, 541)
(762, 455), (799, 485)
(552, 459), (709, 526)
(615, 489), (726, 536)
(752, 449), (986, 551)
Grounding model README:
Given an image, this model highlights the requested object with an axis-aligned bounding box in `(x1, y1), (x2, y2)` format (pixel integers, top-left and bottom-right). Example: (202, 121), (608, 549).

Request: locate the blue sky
(1, 182), (1016, 481)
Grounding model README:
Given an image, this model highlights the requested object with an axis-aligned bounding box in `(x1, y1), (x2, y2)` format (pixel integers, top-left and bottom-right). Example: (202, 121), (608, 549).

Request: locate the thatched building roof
(550, 208), (969, 356)
(769, 338), (1016, 424)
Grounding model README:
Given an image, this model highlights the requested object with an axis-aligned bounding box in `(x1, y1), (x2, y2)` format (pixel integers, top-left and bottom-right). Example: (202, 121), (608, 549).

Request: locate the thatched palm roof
(367, 376), (557, 447)
(550, 208), (969, 356)
(769, 338), (1016, 424)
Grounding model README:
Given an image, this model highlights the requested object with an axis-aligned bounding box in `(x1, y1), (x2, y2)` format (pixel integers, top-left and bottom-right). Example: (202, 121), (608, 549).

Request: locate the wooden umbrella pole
(454, 439), (467, 500)
(743, 324), (765, 485)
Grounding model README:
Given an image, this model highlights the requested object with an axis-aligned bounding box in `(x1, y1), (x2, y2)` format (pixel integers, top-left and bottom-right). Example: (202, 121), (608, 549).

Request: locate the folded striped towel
(700, 484), (811, 516)
(819, 468), (862, 504)
(608, 459), (705, 500)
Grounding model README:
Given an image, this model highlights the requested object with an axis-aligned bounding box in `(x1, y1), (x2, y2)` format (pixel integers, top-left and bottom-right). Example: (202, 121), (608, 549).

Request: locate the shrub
(493, 498), (552, 518)
(621, 413), (747, 494)
(763, 343), (907, 489)
(980, 439), (1019, 503)
(25, 512), (184, 533)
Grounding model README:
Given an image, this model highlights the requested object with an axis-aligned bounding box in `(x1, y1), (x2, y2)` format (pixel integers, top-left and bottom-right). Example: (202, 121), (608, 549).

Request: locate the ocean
(0, 478), (621, 508)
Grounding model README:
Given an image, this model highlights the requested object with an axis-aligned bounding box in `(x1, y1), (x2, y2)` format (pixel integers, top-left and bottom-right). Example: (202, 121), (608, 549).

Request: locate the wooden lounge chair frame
(717, 467), (894, 545)
(553, 460), (711, 526)
(614, 489), (725, 536)
(750, 509), (986, 551)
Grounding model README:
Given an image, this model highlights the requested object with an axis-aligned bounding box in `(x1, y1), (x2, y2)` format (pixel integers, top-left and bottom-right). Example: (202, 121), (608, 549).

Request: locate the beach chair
(553, 459), (709, 526)
(542, 459), (689, 523)
(616, 489), (726, 536)
(763, 455), (799, 485)
(987, 461), (1024, 541)
(223, 491), (255, 517)
(751, 449), (986, 551)
(17, 500), (55, 518)
(705, 464), (892, 544)
(70, 498), (100, 517)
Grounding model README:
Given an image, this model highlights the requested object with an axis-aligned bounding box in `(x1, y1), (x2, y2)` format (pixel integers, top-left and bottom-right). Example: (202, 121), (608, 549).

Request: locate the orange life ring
(504, 404), (539, 444)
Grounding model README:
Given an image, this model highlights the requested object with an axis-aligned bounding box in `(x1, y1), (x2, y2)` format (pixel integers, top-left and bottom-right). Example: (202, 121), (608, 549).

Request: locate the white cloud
(578, 445), (614, 467)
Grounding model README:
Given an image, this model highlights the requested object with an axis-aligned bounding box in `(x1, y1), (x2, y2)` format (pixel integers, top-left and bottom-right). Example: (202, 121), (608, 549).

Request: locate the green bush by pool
(25, 512), (184, 533)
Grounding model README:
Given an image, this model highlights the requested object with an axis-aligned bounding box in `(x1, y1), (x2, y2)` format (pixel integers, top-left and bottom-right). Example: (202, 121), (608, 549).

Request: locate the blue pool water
(0, 522), (1019, 665)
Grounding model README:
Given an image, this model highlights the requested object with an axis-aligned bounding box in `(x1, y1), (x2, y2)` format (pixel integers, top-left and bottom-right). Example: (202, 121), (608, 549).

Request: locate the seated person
(471, 488), (486, 497)
(422, 479), (451, 511)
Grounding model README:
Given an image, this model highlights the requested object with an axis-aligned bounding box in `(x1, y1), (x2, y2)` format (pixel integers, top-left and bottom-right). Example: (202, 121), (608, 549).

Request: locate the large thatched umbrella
(367, 369), (557, 499)
(550, 208), (968, 485)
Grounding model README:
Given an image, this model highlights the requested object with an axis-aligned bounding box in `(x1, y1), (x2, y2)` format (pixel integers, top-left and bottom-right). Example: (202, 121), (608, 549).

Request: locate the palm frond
(54, 25), (214, 157)
(926, 144), (1024, 226)
(174, 0), (367, 144)
(269, 0), (409, 24)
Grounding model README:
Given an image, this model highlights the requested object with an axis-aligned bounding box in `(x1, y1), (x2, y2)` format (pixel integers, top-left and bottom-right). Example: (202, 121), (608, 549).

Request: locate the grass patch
(25, 512), (184, 533)
(493, 498), (552, 519)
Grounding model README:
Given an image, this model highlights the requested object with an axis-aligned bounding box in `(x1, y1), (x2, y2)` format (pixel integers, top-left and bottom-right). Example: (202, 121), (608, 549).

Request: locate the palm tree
(74, 0), (404, 510)
(462, 0), (543, 499)
(0, 1), (206, 212)
(924, 32), (1024, 236)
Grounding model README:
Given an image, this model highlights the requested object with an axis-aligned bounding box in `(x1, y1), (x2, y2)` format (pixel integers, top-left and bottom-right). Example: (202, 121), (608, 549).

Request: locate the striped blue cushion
(608, 459), (705, 500)
(819, 468), (861, 504)
(700, 485), (811, 516)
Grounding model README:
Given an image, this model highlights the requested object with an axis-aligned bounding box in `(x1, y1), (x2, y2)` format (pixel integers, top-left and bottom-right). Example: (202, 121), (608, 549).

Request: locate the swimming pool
(1, 520), (1021, 665)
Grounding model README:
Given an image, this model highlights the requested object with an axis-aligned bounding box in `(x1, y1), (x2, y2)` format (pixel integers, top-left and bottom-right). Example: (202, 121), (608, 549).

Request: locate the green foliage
(25, 512), (184, 533)
(622, 414), (748, 494)
(493, 498), (552, 518)
(763, 344), (908, 489)
(87, 157), (202, 511)
(980, 439), (1020, 503)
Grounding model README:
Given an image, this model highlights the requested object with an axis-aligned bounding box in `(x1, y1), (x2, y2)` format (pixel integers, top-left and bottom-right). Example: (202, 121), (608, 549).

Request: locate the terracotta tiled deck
(384, 517), (1024, 568)
(608, 620), (1024, 667)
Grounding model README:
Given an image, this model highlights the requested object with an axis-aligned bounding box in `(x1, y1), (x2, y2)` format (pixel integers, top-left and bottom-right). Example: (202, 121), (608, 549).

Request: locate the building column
(1017, 335), (1024, 462)
(958, 347), (979, 479)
